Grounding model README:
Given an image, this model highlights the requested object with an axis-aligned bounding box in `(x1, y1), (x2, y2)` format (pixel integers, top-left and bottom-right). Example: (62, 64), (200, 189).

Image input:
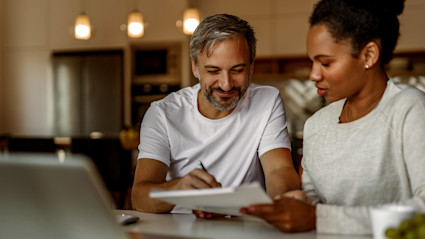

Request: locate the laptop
(0, 152), (129, 239)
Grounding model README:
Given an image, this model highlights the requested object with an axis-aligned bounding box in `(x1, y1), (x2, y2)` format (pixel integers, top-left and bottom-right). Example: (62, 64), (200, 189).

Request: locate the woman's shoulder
(369, 79), (425, 125)
(386, 79), (425, 106)
(304, 99), (345, 137)
(307, 99), (344, 123)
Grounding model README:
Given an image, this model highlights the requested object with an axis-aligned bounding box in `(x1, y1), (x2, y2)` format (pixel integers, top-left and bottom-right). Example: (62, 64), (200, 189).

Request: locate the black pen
(199, 161), (208, 172)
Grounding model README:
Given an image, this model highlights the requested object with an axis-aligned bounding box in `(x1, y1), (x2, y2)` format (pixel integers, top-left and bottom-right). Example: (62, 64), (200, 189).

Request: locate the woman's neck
(341, 72), (389, 123)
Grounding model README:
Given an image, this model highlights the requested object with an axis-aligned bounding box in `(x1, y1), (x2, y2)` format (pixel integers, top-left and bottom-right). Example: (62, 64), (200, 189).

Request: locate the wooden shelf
(253, 56), (311, 80)
(387, 69), (425, 77)
(252, 51), (425, 80)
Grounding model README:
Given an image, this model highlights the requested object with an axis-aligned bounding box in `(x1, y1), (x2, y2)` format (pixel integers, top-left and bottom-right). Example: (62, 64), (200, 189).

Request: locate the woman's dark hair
(309, 0), (405, 65)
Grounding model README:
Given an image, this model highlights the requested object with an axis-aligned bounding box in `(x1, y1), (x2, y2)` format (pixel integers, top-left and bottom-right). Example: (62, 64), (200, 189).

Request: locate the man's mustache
(211, 87), (240, 93)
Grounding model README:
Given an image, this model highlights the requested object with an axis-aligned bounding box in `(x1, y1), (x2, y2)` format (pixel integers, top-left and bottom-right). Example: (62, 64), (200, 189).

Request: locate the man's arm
(260, 148), (300, 199)
(131, 158), (221, 213)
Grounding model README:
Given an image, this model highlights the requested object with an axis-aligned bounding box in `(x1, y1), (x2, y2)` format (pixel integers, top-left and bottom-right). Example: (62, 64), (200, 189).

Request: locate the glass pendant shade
(128, 11), (144, 38)
(74, 13), (91, 40)
(183, 8), (200, 35)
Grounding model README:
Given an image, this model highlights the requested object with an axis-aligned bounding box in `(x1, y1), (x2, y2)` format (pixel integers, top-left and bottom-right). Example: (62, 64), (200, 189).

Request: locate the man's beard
(196, 67), (250, 111)
(204, 87), (244, 111)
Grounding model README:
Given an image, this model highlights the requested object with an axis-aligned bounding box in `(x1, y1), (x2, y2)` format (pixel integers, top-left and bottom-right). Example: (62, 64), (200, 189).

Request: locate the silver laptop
(0, 152), (129, 239)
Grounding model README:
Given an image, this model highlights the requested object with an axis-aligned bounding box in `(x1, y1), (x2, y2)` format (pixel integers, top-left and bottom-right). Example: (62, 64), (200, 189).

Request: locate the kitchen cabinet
(52, 51), (124, 137)
(130, 43), (182, 127)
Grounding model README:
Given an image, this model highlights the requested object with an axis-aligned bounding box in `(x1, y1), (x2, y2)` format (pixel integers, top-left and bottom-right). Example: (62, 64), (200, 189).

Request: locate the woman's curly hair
(310, 0), (405, 65)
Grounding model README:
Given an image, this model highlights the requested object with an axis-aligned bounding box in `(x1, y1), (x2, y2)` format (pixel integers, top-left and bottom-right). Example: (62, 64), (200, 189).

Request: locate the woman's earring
(365, 64), (370, 70)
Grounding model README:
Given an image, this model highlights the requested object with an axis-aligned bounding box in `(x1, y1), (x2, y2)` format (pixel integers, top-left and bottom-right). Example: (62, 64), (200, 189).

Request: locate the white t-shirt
(302, 79), (425, 234)
(138, 83), (291, 189)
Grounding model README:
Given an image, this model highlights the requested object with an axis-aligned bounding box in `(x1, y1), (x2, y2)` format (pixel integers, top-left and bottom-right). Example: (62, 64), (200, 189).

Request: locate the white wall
(1, 0), (425, 136)
(1, 0), (188, 136)
(198, 0), (425, 56)
(0, 0), (4, 134)
(198, 0), (317, 57)
(2, 0), (51, 136)
(398, 0), (425, 51)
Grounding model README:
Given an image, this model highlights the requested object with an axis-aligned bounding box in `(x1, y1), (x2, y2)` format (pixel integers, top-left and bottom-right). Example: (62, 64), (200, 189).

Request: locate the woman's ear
(362, 41), (380, 69)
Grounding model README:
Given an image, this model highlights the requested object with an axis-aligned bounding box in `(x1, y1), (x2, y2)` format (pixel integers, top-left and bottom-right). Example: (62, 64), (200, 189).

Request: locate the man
(131, 14), (300, 215)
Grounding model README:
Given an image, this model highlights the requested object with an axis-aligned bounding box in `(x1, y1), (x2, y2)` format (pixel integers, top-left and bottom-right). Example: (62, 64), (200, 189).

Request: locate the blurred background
(1, 0), (424, 208)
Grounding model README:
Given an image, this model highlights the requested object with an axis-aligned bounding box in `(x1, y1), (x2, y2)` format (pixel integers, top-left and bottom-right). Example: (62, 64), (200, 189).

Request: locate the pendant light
(182, 8), (200, 35)
(74, 0), (91, 40)
(75, 14), (91, 40)
(127, 0), (144, 38)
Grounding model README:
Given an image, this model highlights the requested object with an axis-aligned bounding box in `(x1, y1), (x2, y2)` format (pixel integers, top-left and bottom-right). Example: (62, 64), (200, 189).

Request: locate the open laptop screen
(0, 153), (128, 239)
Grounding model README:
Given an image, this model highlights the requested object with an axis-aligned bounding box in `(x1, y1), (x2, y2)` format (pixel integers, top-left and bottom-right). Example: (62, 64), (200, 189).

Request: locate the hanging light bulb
(75, 13), (91, 40)
(128, 11), (144, 38)
(183, 8), (200, 35)
(74, 0), (91, 40)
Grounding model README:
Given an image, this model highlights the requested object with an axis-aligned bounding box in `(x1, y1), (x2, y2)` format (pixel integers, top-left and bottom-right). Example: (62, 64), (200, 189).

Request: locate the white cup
(369, 204), (415, 239)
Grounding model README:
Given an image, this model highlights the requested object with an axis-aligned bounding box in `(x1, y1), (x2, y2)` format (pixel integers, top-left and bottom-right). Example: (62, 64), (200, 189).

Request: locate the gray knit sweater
(302, 79), (425, 235)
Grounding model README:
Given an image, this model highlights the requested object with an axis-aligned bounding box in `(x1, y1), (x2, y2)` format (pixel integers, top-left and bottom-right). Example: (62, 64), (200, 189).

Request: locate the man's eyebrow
(232, 63), (247, 68)
(204, 65), (220, 69)
(203, 63), (247, 69)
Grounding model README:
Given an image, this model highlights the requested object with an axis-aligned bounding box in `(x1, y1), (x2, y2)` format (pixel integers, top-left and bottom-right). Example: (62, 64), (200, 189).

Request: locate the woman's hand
(192, 210), (227, 219)
(240, 197), (316, 232)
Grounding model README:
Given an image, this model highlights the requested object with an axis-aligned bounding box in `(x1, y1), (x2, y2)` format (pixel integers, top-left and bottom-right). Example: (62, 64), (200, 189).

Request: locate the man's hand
(132, 159), (221, 213)
(173, 168), (222, 190)
(274, 190), (313, 204)
(239, 197), (316, 232)
(174, 168), (224, 219)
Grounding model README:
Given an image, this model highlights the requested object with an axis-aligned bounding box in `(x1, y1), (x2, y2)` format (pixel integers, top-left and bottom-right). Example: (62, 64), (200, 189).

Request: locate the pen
(199, 161), (208, 172)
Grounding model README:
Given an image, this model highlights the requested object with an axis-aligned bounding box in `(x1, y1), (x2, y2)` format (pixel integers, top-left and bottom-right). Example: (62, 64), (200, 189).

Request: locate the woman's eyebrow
(313, 54), (334, 60)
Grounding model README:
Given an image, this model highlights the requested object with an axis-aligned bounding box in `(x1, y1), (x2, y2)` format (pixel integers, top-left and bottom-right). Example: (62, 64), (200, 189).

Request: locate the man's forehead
(197, 40), (250, 66)
(201, 36), (247, 55)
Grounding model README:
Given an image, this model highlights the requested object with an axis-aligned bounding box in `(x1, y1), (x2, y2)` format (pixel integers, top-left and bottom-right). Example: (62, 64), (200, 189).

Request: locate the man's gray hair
(190, 14), (257, 65)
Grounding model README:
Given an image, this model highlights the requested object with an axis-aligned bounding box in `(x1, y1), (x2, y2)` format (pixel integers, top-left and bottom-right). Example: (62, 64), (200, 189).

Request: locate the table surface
(116, 210), (373, 239)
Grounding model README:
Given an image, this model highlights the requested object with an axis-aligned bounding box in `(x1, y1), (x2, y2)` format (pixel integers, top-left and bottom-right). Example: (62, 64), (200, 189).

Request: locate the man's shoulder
(236, 84), (282, 114)
(249, 83), (280, 92)
(248, 83), (280, 99)
(151, 84), (199, 109)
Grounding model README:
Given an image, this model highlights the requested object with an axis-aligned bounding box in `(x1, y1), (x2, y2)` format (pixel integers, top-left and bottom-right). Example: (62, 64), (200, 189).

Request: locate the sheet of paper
(149, 182), (272, 216)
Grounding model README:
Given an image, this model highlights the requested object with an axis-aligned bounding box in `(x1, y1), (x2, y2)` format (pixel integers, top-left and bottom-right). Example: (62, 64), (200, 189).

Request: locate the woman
(241, 0), (425, 235)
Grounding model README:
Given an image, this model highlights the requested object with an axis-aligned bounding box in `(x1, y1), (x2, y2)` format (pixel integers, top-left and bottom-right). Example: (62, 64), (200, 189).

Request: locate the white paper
(149, 182), (272, 216)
